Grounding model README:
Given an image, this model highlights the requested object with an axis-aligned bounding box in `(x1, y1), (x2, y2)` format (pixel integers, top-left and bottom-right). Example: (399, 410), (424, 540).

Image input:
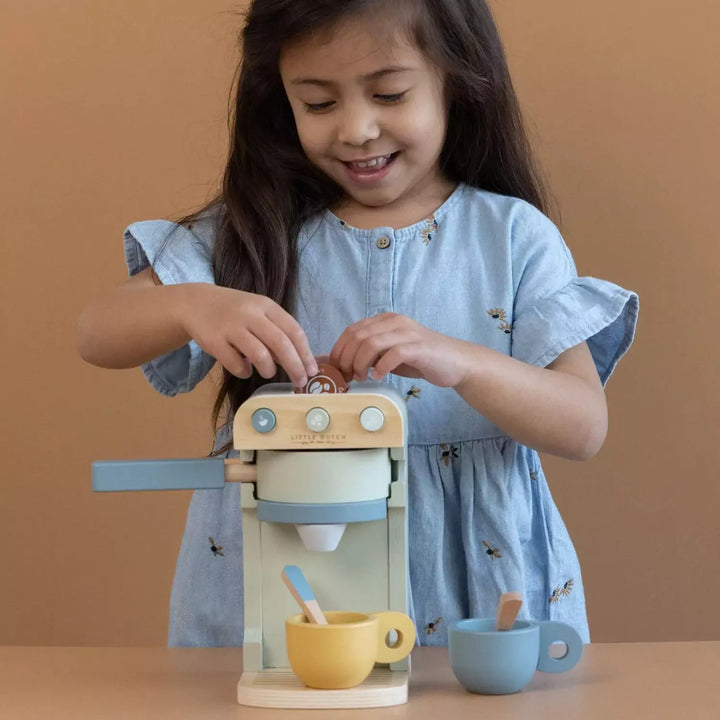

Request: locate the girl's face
(280, 16), (450, 217)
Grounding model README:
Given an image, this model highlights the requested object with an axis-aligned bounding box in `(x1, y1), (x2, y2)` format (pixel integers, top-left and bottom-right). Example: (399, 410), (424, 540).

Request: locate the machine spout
(295, 523), (347, 552)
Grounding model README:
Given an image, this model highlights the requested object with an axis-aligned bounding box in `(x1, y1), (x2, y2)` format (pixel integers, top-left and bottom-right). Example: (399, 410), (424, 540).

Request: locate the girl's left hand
(329, 313), (476, 388)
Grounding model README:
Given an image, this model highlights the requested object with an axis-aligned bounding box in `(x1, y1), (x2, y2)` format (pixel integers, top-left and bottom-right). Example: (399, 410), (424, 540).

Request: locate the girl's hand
(329, 313), (476, 388)
(180, 284), (318, 387)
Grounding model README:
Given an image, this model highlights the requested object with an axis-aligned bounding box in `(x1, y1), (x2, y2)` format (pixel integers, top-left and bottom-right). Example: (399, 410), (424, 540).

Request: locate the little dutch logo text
(290, 433), (347, 442)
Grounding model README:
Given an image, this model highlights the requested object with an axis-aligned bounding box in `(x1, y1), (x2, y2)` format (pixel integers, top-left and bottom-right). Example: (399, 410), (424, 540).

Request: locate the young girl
(78, 0), (638, 647)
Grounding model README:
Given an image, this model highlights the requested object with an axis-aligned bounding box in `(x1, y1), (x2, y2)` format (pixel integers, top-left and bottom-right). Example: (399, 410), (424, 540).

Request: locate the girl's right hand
(180, 284), (318, 387)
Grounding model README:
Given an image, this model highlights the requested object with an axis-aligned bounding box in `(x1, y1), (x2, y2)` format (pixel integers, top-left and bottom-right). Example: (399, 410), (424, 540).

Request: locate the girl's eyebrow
(290, 65), (415, 87)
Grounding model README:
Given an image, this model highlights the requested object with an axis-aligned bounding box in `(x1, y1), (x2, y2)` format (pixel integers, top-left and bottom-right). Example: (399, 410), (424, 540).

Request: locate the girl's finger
(219, 341), (254, 379)
(229, 330), (278, 379)
(253, 317), (311, 387)
(266, 305), (318, 378)
(328, 335), (347, 370)
(332, 314), (405, 380)
(336, 334), (365, 382)
(352, 331), (407, 381)
(372, 342), (424, 380)
(329, 321), (363, 368)
(330, 314), (388, 366)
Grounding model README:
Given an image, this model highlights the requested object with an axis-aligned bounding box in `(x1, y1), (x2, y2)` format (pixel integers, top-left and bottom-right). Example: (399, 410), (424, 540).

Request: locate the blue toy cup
(448, 618), (583, 694)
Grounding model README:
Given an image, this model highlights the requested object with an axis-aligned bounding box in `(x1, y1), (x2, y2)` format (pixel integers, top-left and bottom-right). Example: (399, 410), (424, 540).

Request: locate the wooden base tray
(237, 667), (409, 708)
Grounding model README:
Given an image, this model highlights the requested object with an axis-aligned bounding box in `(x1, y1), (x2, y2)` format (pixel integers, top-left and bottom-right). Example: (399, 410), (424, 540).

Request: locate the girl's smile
(342, 151), (399, 184)
(280, 16), (453, 226)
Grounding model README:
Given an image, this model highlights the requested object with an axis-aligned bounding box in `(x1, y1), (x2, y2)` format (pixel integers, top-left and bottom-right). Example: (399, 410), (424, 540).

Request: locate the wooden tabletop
(2, 643), (719, 718)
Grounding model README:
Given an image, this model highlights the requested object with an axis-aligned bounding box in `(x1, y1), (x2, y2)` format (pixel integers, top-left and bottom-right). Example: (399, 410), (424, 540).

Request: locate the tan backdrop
(2, 1), (718, 646)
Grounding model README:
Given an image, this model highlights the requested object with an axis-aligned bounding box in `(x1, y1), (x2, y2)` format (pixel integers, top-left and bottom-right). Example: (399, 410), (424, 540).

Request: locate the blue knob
(251, 408), (276, 433)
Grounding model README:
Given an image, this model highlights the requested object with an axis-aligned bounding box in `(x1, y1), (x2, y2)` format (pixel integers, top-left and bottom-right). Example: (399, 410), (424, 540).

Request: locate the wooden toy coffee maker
(93, 364), (412, 708)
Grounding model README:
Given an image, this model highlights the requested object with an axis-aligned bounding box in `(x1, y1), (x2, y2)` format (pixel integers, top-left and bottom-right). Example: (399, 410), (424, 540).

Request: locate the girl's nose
(337, 106), (380, 146)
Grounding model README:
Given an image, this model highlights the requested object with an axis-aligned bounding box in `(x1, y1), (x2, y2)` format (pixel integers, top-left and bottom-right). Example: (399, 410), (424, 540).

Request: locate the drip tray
(237, 667), (409, 708)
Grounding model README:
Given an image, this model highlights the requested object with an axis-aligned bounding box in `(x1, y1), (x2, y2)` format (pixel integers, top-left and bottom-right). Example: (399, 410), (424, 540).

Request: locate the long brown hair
(173, 0), (553, 448)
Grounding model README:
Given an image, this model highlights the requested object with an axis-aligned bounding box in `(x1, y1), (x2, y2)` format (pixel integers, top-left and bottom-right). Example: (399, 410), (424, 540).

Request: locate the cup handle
(536, 621), (583, 673)
(371, 612), (416, 663)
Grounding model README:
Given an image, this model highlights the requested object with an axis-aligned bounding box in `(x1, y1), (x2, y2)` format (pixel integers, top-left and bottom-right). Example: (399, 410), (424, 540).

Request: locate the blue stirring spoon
(281, 565), (328, 625)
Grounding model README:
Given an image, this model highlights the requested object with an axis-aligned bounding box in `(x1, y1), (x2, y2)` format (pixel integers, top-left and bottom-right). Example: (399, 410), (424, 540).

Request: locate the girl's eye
(376, 92), (407, 104)
(303, 101), (334, 113)
(302, 91), (407, 112)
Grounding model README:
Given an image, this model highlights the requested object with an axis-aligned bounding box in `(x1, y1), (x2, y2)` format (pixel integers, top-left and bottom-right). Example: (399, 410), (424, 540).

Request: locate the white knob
(306, 407), (330, 432)
(359, 406), (385, 432)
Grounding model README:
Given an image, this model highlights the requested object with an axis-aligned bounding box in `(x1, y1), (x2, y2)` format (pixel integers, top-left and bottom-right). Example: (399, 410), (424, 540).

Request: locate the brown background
(2, 1), (718, 646)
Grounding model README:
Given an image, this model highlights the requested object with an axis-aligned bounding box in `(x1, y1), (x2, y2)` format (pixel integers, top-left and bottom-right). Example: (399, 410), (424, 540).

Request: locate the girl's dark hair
(176, 0), (553, 450)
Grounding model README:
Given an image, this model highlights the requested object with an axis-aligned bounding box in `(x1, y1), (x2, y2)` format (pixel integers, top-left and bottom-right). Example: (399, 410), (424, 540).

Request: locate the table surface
(2, 643), (719, 719)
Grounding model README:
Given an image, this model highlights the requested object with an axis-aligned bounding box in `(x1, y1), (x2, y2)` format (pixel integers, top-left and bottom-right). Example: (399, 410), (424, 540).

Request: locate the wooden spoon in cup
(281, 565), (328, 625)
(495, 591), (523, 631)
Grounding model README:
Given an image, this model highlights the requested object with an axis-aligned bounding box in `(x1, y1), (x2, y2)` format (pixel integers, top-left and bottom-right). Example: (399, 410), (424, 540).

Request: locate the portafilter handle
(92, 458), (256, 492)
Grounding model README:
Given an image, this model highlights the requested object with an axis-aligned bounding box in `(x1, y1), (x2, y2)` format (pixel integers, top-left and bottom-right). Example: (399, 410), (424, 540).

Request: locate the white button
(306, 407), (330, 432)
(359, 406), (385, 432)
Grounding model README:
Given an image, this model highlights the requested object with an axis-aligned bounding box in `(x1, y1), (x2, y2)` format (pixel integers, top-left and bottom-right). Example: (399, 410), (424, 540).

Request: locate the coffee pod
(295, 363), (348, 394)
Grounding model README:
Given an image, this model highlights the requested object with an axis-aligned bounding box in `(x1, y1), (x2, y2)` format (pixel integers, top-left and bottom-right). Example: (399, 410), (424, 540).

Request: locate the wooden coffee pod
(295, 363), (348, 394)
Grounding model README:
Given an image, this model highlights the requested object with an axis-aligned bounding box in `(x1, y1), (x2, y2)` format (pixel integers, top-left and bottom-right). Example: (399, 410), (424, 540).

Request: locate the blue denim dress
(124, 184), (638, 646)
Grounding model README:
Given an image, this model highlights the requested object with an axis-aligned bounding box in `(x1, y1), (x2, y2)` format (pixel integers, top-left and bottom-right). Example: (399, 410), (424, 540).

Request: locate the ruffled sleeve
(510, 203), (639, 385)
(123, 213), (218, 396)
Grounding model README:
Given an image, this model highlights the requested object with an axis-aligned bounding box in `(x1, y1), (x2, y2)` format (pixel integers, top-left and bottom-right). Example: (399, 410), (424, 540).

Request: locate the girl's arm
(329, 313), (606, 461)
(77, 267), (198, 368)
(453, 340), (607, 461)
(76, 267), (318, 386)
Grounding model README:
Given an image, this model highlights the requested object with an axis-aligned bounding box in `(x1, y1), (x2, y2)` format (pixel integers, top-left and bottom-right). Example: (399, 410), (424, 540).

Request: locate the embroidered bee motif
(421, 215), (439, 245)
(483, 541), (501, 559)
(405, 385), (421, 401)
(550, 579), (574, 603)
(440, 444), (459, 466)
(487, 308), (512, 335)
(530, 470), (539, 481)
(209, 537), (224, 557)
(425, 617), (443, 635)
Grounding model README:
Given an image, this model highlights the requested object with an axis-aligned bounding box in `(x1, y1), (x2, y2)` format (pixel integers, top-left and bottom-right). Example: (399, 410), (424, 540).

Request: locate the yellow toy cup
(285, 610), (416, 689)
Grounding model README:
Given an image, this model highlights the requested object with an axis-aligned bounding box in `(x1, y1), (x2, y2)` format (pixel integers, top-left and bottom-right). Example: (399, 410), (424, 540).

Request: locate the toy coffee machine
(93, 366), (412, 708)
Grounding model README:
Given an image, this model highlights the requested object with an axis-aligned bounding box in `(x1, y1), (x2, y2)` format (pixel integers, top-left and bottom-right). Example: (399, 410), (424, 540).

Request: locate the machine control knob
(251, 408), (276, 433)
(306, 407), (330, 432)
(359, 406), (385, 432)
